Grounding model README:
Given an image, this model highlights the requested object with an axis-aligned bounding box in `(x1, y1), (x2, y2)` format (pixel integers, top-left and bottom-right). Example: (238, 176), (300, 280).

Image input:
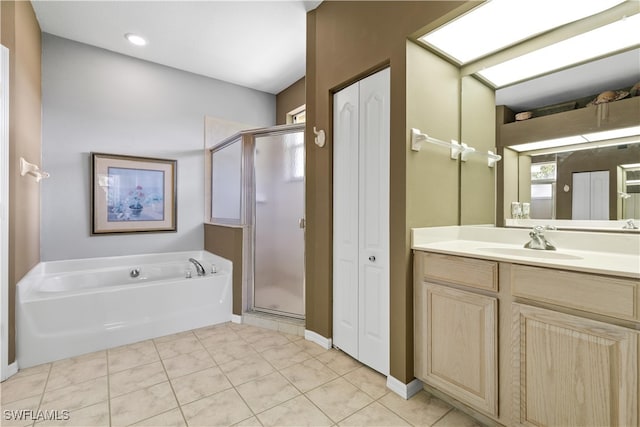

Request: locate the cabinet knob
(369, 255), (376, 262)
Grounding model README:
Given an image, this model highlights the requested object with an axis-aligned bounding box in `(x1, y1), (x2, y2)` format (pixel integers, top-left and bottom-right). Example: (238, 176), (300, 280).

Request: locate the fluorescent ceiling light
(419, 0), (626, 64)
(621, 163), (640, 169)
(582, 125), (640, 142)
(125, 33), (147, 46)
(510, 135), (588, 152)
(512, 126), (640, 153)
(626, 180), (640, 185)
(478, 13), (640, 86)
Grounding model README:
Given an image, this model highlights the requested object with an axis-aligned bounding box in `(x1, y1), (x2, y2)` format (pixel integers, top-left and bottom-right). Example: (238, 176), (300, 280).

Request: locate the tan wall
(204, 224), (244, 315)
(305, 1), (471, 383)
(501, 148), (520, 222)
(460, 76), (497, 225)
(1, 0), (41, 365)
(276, 77), (305, 125)
(406, 40), (460, 231)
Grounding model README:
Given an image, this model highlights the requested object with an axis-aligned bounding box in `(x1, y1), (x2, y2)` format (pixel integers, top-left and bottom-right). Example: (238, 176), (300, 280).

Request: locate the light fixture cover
(512, 126), (640, 153)
(125, 33), (147, 46)
(478, 13), (640, 86)
(419, 0), (626, 64)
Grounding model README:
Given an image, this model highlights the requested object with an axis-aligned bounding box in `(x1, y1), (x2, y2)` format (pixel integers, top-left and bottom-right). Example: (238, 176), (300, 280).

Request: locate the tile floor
(1, 322), (483, 427)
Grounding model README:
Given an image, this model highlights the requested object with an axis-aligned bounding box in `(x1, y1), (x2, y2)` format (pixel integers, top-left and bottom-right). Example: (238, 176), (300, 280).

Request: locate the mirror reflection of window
(530, 159), (557, 219)
(622, 166), (640, 219)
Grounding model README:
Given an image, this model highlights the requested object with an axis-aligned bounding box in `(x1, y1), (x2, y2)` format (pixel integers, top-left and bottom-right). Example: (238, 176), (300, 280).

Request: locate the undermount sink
(478, 247), (583, 260)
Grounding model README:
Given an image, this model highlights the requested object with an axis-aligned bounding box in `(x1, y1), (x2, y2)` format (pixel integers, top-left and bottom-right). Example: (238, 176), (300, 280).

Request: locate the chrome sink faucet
(524, 226), (556, 251)
(188, 258), (206, 276)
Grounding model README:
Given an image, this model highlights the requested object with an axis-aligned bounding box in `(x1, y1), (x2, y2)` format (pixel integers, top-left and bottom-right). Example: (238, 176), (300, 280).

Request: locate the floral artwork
(91, 153), (176, 234)
(106, 168), (165, 222)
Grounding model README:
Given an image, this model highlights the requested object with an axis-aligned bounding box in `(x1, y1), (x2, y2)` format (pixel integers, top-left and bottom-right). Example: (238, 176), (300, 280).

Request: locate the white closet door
(333, 81), (360, 359)
(333, 68), (389, 375)
(357, 68), (389, 375)
(589, 171), (609, 220)
(572, 172), (591, 220)
(572, 171), (609, 220)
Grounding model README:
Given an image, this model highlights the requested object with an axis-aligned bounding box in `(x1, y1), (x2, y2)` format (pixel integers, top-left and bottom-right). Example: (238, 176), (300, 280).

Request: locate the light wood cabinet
(414, 249), (640, 426)
(415, 251), (499, 417)
(512, 303), (639, 427)
(419, 283), (498, 416)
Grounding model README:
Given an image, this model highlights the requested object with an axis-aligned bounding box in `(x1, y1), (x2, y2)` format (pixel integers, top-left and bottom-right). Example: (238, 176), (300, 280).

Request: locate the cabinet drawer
(421, 252), (498, 291)
(511, 265), (640, 321)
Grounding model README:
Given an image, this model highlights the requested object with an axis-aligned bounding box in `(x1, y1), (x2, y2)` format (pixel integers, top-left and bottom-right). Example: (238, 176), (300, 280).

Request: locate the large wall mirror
(494, 47), (640, 231)
(418, 0), (639, 231)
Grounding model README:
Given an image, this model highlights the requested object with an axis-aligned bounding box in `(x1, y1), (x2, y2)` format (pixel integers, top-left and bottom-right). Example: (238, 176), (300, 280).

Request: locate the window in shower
(211, 136), (243, 224)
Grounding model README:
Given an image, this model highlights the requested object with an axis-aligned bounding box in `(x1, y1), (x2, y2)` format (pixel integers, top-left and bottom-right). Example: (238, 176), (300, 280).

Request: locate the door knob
(369, 256), (376, 262)
(299, 218), (306, 229)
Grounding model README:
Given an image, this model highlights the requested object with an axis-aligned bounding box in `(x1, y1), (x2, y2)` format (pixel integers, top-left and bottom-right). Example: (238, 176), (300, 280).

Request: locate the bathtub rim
(17, 250), (231, 302)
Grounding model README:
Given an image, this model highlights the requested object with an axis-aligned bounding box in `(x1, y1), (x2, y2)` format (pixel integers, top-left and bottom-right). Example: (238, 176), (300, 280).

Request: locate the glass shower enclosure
(253, 128), (305, 317)
(210, 124), (305, 318)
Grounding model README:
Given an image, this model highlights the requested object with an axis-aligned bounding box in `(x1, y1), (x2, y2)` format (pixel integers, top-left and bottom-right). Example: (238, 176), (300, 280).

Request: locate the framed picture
(91, 153), (177, 234)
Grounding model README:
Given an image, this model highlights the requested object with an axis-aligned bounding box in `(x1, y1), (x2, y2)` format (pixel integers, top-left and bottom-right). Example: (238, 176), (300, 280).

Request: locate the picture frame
(91, 152), (177, 234)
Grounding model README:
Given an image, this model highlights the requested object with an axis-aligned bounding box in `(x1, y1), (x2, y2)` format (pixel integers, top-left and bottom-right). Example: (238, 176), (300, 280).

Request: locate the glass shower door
(253, 130), (305, 317)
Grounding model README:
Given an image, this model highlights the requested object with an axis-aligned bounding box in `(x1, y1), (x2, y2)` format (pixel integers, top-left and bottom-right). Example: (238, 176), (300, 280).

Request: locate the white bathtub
(17, 250), (232, 368)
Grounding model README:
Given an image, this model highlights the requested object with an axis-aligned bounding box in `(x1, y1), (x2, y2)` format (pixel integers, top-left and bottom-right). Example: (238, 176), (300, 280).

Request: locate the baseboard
(231, 314), (242, 324)
(2, 361), (18, 381)
(386, 376), (423, 400)
(304, 329), (332, 350)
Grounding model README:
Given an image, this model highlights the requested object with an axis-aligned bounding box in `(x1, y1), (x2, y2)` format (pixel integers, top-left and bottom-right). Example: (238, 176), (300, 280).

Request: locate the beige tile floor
(1, 322), (483, 427)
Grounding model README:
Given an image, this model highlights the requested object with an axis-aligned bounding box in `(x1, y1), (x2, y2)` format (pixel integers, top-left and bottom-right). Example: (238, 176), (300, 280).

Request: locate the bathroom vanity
(412, 226), (640, 427)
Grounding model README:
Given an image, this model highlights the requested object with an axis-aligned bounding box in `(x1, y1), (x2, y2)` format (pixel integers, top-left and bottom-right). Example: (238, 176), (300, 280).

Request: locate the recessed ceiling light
(125, 33), (147, 47)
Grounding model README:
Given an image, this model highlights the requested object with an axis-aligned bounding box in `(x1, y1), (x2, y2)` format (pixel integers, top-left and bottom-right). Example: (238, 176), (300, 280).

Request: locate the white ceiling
(31, 0), (322, 95)
(31, 1), (640, 107)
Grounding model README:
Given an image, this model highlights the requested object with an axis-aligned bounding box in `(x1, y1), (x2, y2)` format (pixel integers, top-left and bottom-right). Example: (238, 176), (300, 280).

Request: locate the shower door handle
(299, 218), (306, 229)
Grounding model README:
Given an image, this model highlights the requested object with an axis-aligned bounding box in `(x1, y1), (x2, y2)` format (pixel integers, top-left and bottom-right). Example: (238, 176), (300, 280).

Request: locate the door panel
(425, 284), (498, 416)
(358, 68), (390, 375)
(333, 81), (360, 358)
(333, 68), (389, 375)
(590, 170), (609, 220)
(572, 172), (591, 220)
(253, 131), (305, 317)
(513, 303), (638, 426)
(572, 171), (610, 220)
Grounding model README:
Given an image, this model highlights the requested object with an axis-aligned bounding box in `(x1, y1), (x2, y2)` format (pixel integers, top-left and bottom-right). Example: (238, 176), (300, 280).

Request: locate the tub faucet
(524, 226), (556, 251)
(188, 258), (206, 276)
(623, 219), (639, 230)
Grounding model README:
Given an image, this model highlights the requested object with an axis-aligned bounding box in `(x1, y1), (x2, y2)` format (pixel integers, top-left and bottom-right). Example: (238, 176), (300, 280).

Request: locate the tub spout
(188, 258), (206, 276)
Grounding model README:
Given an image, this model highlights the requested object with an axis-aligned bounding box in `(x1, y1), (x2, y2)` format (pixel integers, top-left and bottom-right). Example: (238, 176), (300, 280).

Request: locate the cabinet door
(419, 283), (498, 416)
(512, 303), (638, 427)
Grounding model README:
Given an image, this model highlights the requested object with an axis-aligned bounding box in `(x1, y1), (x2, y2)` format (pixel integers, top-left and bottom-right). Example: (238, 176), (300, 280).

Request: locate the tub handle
(130, 268), (141, 278)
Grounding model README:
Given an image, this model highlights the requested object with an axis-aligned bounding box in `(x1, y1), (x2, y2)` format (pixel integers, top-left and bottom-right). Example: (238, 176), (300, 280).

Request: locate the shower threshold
(242, 310), (305, 337)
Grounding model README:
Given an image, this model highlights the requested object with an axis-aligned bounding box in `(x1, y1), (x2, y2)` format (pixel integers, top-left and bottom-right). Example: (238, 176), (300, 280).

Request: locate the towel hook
(313, 127), (326, 148)
(20, 157), (50, 182)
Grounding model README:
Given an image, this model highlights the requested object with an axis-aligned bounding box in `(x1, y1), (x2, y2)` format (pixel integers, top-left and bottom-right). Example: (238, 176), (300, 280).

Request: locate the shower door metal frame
(1, 45), (11, 380)
(248, 124), (306, 319)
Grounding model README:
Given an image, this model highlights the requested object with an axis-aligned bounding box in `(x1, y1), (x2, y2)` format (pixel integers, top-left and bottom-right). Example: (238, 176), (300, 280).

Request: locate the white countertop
(412, 226), (640, 279)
